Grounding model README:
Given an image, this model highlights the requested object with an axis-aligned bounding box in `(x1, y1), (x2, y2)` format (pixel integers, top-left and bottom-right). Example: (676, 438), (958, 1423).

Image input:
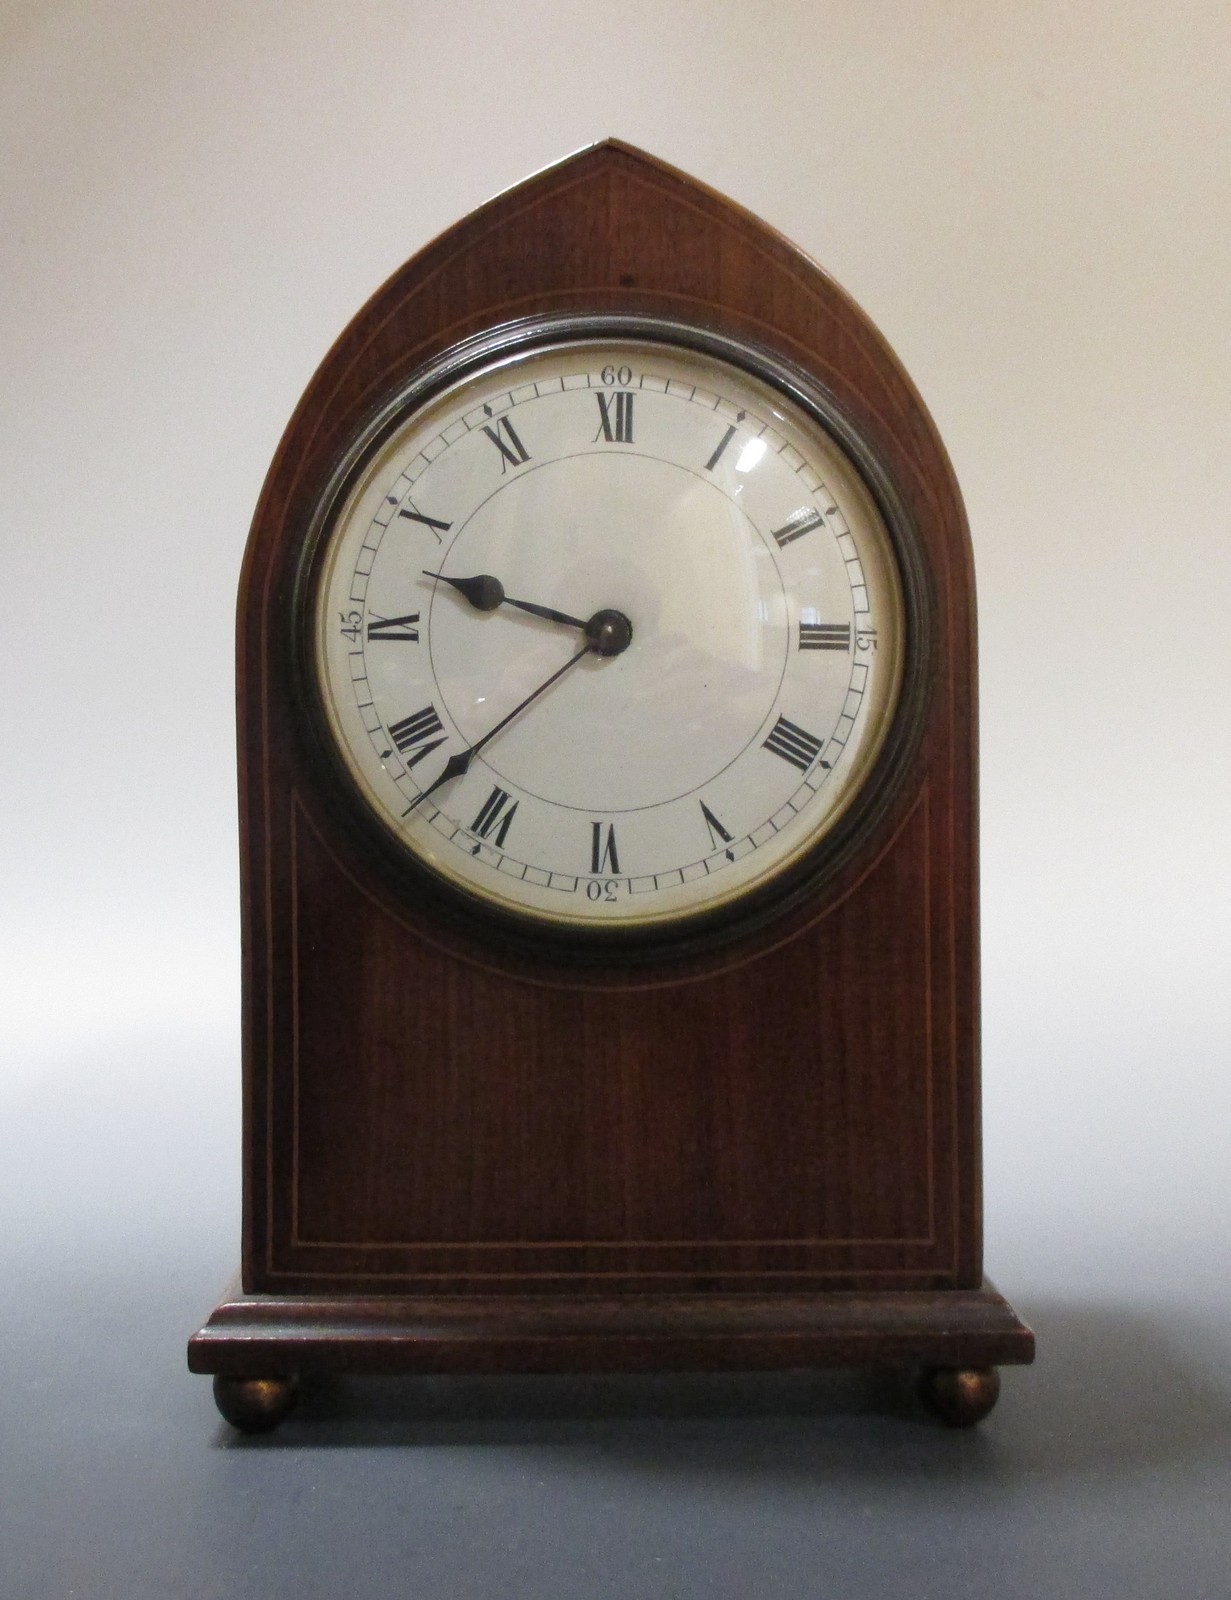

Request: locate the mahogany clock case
(189, 140), (1033, 1417)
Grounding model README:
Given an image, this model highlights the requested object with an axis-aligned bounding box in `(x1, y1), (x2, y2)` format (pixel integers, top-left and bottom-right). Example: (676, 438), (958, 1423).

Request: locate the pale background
(2, 3), (1228, 1596)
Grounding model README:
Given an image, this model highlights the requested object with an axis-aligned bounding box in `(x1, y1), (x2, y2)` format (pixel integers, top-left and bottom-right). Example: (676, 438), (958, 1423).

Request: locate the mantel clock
(189, 141), (1033, 1430)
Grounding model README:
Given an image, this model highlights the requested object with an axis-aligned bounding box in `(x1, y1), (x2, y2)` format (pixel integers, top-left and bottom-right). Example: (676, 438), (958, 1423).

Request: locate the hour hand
(423, 571), (588, 631)
(423, 571), (506, 611)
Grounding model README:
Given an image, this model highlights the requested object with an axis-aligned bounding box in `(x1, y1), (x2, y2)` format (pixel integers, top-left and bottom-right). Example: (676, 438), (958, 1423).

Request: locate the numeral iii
(798, 622), (850, 651)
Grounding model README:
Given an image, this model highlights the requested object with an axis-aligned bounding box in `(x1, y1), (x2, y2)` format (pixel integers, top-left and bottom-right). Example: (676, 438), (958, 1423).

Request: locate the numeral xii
(594, 390), (634, 443)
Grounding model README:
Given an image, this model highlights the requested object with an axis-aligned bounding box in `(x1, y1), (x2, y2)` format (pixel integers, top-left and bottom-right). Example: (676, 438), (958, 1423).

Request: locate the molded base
(191, 1277), (1032, 1382)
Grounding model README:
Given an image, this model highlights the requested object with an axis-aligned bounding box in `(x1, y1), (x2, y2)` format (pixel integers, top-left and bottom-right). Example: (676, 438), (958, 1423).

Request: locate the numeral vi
(590, 822), (620, 875)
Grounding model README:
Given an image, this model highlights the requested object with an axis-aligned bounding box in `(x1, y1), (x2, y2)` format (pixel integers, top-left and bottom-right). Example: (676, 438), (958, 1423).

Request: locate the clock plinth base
(191, 1279), (1032, 1428)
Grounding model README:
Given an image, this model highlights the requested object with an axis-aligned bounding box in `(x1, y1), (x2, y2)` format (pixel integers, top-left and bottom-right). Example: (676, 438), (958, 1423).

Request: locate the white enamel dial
(312, 335), (905, 932)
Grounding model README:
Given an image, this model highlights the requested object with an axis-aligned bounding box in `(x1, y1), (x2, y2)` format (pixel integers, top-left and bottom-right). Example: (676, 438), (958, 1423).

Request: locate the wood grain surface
(219, 142), (1010, 1362)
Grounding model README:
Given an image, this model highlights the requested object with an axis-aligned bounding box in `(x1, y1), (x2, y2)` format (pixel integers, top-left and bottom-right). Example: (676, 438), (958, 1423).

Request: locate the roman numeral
(482, 415), (531, 471)
(771, 508), (824, 548)
(763, 715), (824, 772)
(798, 621), (851, 651)
(590, 821), (620, 875)
(594, 390), (634, 443)
(366, 612), (420, 642)
(387, 703), (446, 769)
(700, 800), (735, 860)
(396, 506), (452, 537)
(470, 785), (518, 848)
(701, 419), (739, 467)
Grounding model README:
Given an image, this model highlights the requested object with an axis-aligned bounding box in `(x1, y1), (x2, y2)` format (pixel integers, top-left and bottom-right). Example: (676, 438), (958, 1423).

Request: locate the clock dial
(312, 335), (906, 932)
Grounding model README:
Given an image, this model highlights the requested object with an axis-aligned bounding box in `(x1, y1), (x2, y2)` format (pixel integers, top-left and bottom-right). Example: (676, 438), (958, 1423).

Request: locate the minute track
(318, 333), (902, 930)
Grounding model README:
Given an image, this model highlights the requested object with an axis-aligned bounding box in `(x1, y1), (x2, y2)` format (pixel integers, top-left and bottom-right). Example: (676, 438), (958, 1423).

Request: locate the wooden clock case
(189, 140), (1033, 1431)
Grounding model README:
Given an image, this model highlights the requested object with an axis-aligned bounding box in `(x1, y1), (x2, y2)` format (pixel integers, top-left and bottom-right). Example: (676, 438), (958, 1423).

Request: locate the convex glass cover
(312, 330), (907, 933)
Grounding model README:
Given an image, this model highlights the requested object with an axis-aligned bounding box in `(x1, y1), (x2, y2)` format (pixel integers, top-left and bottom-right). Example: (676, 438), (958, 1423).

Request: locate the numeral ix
(367, 612), (420, 643)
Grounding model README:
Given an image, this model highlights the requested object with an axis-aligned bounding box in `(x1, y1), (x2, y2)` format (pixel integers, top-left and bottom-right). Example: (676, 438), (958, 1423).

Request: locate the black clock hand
(422, 571), (588, 631)
(406, 642), (594, 812)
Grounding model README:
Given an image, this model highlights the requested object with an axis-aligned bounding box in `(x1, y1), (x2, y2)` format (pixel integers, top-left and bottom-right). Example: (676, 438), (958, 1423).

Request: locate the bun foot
(212, 1373), (299, 1434)
(918, 1365), (1000, 1426)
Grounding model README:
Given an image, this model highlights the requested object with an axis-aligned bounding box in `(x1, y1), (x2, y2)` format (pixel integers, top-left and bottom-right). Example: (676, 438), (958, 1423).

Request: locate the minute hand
(406, 642), (593, 812)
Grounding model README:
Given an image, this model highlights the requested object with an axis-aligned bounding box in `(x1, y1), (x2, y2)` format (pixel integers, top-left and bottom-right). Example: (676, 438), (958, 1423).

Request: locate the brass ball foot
(212, 1373), (299, 1434)
(918, 1365), (1000, 1427)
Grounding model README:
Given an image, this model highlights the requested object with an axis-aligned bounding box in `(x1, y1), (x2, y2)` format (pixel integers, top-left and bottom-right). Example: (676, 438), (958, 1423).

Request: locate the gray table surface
(4, 1032), (1228, 1600)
